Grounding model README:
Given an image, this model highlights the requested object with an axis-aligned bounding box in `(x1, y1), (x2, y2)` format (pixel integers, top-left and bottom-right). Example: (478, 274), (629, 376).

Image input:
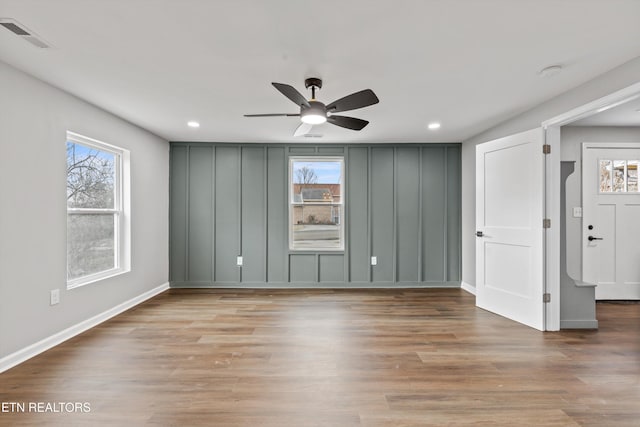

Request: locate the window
(66, 132), (130, 288)
(599, 159), (639, 193)
(289, 157), (344, 251)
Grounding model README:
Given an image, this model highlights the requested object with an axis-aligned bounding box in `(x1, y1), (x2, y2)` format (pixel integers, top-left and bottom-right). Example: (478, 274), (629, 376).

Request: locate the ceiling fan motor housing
(301, 100), (327, 124)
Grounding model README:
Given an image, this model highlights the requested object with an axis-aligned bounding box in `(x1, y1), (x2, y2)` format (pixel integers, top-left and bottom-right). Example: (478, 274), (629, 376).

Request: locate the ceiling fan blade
(294, 122), (313, 137)
(327, 115), (369, 131)
(326, 89), (379, 113)
(272, 83), (311, 108)
(244, 113), (300, 117)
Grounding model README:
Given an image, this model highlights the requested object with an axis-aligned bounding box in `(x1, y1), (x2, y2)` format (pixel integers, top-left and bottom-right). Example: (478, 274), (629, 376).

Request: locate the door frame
(541, 82), (640, 330)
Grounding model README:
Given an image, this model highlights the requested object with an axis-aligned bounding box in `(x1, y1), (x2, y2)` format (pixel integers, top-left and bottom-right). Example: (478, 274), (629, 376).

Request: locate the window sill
(67, 267), (130, 290)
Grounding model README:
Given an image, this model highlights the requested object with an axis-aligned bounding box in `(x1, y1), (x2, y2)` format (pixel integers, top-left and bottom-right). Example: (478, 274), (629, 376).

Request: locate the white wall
(560, 126), (640, 280)
(461, 55), (640, 288)
(0, 61), (169, 360)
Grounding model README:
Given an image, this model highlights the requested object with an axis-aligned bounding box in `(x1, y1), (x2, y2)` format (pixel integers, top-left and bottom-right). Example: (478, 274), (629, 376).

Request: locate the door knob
(588, 235), (603, 241)
(476, 231), (484, 237)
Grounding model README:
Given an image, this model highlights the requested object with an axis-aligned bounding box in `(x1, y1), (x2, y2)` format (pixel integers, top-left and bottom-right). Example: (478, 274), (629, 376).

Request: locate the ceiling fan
(244, 78), (379, 136)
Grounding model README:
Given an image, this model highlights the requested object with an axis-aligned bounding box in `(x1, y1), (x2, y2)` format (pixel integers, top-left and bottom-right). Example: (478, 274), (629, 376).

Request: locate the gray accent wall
(170, 143), (461, 287)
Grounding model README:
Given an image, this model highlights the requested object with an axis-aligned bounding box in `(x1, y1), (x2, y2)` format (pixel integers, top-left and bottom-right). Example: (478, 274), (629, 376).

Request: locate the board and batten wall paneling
(215, 147), (241, 283)
(170, 145), (188, 282)
(319, 254), (346, 283)
(370, 147), (395, 283)
(396, 147), (421, 283)
(422, 147), (447, 281)
(169, 143), (461, 287)
(289, 254), (316, 283)
(241, 147), (267, 283)
(188, 145), (214, 282)
(446, 145), (462, 280)
(266, 147), (287, 282)
(347, 147), (369, 283)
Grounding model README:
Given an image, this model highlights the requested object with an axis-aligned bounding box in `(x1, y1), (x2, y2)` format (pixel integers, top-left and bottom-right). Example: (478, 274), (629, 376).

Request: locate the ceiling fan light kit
(244, 77), (379, 136)
(300, 101), (327, 124)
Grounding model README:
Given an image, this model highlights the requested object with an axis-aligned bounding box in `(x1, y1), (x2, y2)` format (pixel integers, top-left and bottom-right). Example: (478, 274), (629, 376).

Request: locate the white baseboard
(0, 282), (169, 374)
(461, 281), (476, 295)
(170, 281), (462, 289)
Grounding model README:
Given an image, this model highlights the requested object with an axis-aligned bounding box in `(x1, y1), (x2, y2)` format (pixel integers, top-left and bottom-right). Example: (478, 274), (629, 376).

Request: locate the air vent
(0, 21), (30, 36)
(0, 18), (51, 48)
(304, 134), (323, 138)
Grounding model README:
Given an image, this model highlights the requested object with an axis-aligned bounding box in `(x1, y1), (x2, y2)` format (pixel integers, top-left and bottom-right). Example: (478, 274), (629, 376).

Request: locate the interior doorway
(544, 82), (640, 329)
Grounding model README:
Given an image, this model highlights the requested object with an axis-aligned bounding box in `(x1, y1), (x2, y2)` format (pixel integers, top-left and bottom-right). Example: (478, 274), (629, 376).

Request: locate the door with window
(582, 143), (640, 300)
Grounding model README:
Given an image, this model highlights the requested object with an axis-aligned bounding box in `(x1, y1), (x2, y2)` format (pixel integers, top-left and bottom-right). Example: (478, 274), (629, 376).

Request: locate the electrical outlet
(236, 256), (243, 266)
(371, 256), (377, 266)
(50, 289), (60, 306)
(572, 207), (582, 218)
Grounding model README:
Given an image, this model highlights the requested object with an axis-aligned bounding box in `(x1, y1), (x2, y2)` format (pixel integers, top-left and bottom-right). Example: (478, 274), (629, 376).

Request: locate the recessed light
(428, 122), (441, 130)
(538, 65), (563, 78)
(187, 121), (200, 128)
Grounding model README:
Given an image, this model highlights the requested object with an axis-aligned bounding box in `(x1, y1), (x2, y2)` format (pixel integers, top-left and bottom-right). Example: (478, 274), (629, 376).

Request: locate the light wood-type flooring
(1, 289), (639, 426)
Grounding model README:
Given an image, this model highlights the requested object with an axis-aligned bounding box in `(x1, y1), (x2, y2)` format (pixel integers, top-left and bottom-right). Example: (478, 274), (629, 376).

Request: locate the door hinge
(543, 218), (551, 228)
(543, 293), (551, 303)
(543, 144), (551, 154)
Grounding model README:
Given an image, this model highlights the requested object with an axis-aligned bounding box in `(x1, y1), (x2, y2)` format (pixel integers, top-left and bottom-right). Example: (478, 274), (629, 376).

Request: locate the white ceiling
(1, 0), (640, 143)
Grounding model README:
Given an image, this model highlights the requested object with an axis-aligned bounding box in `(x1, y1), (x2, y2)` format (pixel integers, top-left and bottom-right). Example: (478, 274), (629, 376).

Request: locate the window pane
(67, 214), (116, 280)
(290, 159), (343, 250)
(613, 160), (625, 192)
(292, 203), (343, 249)
(599, 160), (612, 193)
(628, 161), (638, 192)
(67, 141), (115, 208)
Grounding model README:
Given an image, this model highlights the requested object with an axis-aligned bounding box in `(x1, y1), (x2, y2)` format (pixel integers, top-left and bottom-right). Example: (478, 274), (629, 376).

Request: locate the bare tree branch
(295, 166), (318, 184)
(66, 143), (115, 208)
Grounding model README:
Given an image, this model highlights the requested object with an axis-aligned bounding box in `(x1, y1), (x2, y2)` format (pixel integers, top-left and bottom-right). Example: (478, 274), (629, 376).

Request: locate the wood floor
(1, 289), (639, 426)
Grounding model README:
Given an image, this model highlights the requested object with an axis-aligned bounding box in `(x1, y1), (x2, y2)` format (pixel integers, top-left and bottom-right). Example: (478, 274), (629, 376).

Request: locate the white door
(582, 143), (640, 300)
(476, 128), (545, 330)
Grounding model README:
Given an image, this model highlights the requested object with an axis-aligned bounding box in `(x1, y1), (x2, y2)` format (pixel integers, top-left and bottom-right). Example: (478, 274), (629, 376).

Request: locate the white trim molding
(0, 282), (169, 374)
(461, 281), (476, 295)
(542, 82), (640, 129)
(170, 281), (462, 289)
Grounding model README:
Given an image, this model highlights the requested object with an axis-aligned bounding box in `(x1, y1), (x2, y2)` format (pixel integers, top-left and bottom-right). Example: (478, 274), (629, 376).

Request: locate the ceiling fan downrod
(305, 77), (322, 100)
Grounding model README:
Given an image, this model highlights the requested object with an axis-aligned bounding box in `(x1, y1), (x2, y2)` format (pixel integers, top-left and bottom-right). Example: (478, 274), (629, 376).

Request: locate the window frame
(66, 131), (130, 289)
(288, 156), (345, 252)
